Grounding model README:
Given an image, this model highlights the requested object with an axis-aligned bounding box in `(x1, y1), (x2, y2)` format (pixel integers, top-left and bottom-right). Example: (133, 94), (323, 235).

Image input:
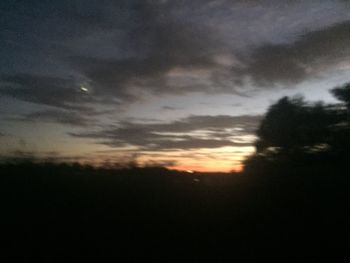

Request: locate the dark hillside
(1, 162), (349, 260)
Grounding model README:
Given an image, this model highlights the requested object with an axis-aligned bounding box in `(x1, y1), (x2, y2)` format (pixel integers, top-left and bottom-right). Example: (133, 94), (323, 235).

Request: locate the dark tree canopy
(256, 96), (331, 155)
(331, 83), (350, 109)
(244, 82), (350, 175)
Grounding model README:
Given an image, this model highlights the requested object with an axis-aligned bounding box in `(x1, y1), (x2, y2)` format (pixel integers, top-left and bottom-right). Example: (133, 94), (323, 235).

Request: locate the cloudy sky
(1, 0), (350, 171)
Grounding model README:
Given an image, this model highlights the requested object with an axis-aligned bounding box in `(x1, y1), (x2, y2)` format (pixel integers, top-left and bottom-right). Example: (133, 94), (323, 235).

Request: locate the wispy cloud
(161, 106), (183, 111)
(70, 115), (261, 151)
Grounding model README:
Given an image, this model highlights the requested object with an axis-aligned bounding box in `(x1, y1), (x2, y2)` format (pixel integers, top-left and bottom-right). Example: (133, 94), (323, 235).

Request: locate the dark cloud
(67, 5), (350, 100)
(70, 115), (261, 150)
(162, 106), (182, 111)
(1, 1), (350, 114)
(67, 1), (218, 100)
(0, 1), (134, 43)
(237, 21), (350, 87)
(18, 110), (94, 127)
(0, 73), (97, 111)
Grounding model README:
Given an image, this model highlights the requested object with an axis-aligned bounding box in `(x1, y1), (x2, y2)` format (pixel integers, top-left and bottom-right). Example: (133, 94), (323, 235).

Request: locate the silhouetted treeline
(1, 158), (350, 260)
(244, 82), (350, 176)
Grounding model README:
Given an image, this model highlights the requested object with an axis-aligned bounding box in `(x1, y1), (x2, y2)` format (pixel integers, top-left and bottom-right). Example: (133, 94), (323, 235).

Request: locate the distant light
(186, 170), (194, 173)
(80, 85), (89, 93)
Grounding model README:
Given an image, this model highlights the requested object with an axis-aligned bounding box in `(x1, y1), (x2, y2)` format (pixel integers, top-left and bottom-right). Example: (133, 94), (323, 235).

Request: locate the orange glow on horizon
(63, 146), (253, 173)
(137, 146), (253, 173)
(167, 163), (243, 173)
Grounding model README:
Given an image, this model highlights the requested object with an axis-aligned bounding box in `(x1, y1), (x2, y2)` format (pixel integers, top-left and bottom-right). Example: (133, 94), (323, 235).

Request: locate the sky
(1, 0), (350, 172)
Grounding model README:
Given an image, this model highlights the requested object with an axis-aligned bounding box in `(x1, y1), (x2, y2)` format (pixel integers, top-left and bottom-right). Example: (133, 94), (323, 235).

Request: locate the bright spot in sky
(80, 85), (89, 93)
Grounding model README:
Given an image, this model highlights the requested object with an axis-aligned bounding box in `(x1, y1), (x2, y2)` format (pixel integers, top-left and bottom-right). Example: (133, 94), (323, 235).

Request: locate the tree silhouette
(327, 83), (350, 159)
(256, 96), (332, 157)
(244, 82), (350, 175)
(331, 83), (350, 109)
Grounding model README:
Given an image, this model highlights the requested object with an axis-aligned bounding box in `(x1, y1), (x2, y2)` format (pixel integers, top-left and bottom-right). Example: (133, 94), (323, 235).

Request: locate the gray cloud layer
(237, 21), (350, 87)
(20, 110), (94, 127)
(70, 115), (261, 150)
(0, 74), (96, 111)
(1, 0), (350, 130)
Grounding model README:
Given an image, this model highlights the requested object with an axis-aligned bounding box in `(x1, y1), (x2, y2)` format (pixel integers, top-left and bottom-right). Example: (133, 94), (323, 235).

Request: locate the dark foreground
(1, 163), (349, 260)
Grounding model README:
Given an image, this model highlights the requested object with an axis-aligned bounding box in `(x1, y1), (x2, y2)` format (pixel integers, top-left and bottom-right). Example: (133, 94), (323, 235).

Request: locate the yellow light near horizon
(68, 145), (254, 173)
(138, 146), (254, 173)
(168, 161), (243, 173)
